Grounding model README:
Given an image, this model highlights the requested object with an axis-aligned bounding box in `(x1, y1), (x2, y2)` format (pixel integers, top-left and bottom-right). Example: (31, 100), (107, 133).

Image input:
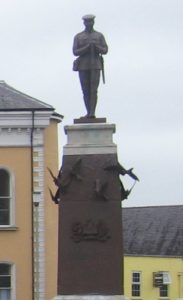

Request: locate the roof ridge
(123, 204), (183, 209)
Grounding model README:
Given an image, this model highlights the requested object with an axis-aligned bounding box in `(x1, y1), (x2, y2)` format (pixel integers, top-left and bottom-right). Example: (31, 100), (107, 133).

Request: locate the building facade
(123, 206), (183, 300)
(124, 256), (183, 300)
(0, 81), (62, 300)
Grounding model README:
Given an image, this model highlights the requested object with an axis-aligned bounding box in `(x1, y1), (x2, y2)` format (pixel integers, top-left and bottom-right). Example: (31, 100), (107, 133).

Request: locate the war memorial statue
(73, 14), (108, 118)
(51, 15), (138, 300)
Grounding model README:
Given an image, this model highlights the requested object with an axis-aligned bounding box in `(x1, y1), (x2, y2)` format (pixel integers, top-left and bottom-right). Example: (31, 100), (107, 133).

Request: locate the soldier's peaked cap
(82, 14), (95, 20)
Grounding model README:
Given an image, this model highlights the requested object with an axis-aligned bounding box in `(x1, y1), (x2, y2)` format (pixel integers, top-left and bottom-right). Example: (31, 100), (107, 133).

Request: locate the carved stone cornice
(0, 127), (44, 147)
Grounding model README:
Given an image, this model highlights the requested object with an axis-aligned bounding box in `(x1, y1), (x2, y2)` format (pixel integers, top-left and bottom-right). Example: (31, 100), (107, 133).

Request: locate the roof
(0, 81), (54, 111)
(123, 205), (183, 257)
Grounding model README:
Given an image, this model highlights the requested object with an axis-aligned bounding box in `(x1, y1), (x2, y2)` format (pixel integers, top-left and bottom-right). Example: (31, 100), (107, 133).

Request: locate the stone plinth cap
(63, 123), (117, 155)
(64, 123), (116, 134)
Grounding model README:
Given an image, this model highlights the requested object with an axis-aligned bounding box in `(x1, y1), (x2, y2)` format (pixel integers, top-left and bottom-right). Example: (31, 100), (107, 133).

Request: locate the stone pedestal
(53, 123), (126, 299)
(63, 123), (117, 155)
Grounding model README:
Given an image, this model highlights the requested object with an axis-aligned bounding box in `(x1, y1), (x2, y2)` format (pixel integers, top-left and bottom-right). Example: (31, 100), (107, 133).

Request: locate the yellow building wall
(0, 118), (61, 300)
(0, 147), (32, 300)
(124, 255), (183, 300)
(44, 119), (60, 300)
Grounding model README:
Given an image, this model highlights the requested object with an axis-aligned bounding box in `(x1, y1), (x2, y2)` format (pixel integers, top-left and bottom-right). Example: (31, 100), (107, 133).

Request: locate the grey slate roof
(123, 205), (183, 257)
(0, 81), (54, 110)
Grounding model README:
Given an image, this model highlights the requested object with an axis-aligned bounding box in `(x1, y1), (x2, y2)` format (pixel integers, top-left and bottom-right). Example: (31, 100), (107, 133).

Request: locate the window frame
(131, 271), (141, 297)
(0, 262), (16, 300)
(0, 167), (15, 227)
(159, 284), (169, 298)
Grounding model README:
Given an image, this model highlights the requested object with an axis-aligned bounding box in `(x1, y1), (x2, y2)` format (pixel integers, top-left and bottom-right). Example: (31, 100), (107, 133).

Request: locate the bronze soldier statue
(73, 15), (108, 118)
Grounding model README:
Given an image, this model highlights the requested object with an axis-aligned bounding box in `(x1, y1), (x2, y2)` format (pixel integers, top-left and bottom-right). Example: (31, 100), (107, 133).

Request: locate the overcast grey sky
(0, 0), (182, 207)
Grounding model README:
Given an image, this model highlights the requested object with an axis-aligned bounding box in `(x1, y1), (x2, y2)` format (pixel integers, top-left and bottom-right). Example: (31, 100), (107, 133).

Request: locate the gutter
(30, 110), (35, 300)
(0, 107), (54, 112)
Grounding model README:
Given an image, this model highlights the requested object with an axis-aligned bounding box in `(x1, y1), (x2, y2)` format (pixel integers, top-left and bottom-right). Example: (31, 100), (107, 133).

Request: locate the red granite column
(53, 122), (127, 300)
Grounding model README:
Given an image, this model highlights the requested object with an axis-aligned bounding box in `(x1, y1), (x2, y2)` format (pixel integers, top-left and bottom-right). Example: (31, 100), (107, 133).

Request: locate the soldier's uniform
(73, 15), (108, 117)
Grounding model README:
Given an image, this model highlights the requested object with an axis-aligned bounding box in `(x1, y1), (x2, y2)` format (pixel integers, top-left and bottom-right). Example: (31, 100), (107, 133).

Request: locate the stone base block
(74, 117), (107, 124)
(63, 123), (117, 155)
(52, 296), (128, 300)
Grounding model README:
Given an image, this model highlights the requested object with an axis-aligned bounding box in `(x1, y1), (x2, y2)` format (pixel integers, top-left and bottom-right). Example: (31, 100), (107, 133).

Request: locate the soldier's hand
(94, 43), (102, 53)
(89, 42), (96, 52)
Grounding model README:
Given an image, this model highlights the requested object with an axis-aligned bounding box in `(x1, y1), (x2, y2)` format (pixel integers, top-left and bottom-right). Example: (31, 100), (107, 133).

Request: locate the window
(132, 271), (141, 297)
(160, 284), (168, 297)
(0, 263), (11, 300)
(0, 169), (13, 226)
